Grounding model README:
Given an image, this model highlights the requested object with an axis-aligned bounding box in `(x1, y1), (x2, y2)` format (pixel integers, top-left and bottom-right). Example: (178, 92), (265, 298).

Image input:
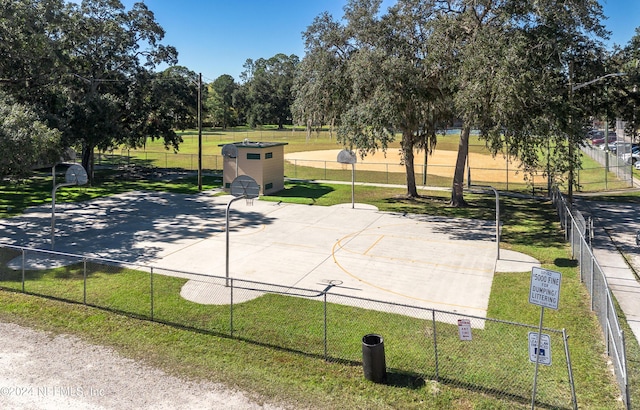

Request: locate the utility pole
(568, 62), (574, 203)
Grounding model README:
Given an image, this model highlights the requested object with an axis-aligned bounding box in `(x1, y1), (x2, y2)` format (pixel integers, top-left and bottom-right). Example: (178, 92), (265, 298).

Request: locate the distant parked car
(587, 129), (602, 139)
(609, 142), (633, 154)
(622, 146), (640, 164)
(591, 132), (617, 146)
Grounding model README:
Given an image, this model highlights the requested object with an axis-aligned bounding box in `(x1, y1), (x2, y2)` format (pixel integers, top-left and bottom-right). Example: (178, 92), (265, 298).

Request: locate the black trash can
(362, 334), (386, 383)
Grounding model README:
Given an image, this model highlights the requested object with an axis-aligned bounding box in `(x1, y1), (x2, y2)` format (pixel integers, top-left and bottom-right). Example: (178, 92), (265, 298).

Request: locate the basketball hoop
(246, 197), (254, 206)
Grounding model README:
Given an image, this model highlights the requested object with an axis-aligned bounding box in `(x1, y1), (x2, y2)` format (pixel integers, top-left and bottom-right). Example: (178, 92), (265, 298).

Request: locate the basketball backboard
(221, 144), (238, 159)
(65, 164), (88, 186)
(337, 149), (357, 164)
(230, 175), (260, 199)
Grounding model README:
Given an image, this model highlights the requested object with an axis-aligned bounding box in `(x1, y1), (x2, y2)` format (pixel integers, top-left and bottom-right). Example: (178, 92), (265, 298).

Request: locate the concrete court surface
(0, 190), (539, 319)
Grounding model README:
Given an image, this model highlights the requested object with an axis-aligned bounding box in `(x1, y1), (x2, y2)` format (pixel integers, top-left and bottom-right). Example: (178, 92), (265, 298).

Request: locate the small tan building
(219, 141), (288, 195)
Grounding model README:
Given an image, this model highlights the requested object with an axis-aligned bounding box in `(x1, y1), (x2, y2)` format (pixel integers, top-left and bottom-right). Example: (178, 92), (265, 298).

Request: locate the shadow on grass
(554, 258), (578, 268)
(385, 371), (426, 389)
(267, 182), (334, 201)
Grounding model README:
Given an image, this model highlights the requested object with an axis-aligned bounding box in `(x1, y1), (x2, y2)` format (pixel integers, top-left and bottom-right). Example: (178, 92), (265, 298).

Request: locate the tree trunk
(450, 125), (470, 207)
(402, 132), (418, 198)
(329, 117), (334, 140)
(81, 143), (95, 186)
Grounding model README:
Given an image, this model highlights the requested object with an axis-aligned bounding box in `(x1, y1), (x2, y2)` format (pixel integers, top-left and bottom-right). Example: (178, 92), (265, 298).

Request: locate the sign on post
(528, 267), (561, 407)
(529, 267), (561, 310)
(528, 332), (551, 366)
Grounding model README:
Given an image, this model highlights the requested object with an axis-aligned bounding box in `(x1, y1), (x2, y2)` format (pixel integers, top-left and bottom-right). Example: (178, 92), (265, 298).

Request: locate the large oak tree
(0, 0), (189, 182)
(295, 0), (449, 198)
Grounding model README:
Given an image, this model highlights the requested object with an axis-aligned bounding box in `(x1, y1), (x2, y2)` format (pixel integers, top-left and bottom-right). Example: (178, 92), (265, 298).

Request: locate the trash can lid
(362, 334), (383, 345)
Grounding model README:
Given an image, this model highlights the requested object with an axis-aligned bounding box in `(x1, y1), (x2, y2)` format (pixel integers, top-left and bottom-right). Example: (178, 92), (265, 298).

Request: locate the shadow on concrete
(0, 191), (275, 263)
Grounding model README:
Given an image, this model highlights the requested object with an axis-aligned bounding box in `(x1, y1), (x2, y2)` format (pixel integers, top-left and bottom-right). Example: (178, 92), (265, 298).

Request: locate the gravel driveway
(0, 322), (284, 410)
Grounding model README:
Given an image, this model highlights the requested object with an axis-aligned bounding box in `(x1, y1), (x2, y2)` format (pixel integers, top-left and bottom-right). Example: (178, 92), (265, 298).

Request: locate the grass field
(0, 190), (629, 408)
(0, 126), (637, 408)
(102, 127), (634, 194)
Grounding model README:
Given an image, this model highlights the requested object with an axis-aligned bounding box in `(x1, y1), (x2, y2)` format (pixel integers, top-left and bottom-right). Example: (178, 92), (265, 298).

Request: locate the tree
(292, 11), (351, 139)
(56, 0), (178, 181)
(609, 28), (640, 138)
(117, 66), (198, 150)
(430, 0), (607, 205)
(207, 74), (237, 129)
(295, 0), (448, 198)
(0, 1), (200, 182)
(237, 53), (299, 128)
(0, 0), (68, 107)
(0, 93), (62, 178)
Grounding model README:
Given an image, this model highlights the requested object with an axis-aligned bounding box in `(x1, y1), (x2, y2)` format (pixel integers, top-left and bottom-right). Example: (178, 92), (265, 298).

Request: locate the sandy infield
(285, 149), (545, 184)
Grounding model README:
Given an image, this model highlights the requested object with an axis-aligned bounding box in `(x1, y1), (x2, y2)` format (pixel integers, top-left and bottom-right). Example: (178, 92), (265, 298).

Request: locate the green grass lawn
(0, 177), (631, 409)
(0, 126), (636, 408)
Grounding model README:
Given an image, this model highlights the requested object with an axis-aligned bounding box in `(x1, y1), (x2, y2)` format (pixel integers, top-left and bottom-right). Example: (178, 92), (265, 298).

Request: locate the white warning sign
(529, 267), (561, 310)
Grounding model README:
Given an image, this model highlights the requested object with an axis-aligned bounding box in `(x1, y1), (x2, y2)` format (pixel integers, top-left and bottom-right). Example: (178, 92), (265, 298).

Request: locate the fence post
(150, 267), (154, 321)
(590, 258), (594, 311)
(21, 249), (25, 292)
(83, 258), (87, 304)
(324, 292), (328, 361)
(432, 310), (439, 381)
(230, 278), (234, 337)
(621, 330), (630, 409)
(570, 220), (575, 259)
(579, 236), (583, 279)
(605, 291), (610, 355)
(563, 329), (578, 410)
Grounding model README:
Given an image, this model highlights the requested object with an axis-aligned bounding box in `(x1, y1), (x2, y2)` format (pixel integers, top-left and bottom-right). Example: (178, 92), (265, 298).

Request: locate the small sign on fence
(457, 319), (472, 341)
(528, 332), (551, 366)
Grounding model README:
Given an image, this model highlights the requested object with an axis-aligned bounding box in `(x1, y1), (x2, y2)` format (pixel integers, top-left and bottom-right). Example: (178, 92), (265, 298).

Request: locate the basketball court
(0, 189), (539, 318)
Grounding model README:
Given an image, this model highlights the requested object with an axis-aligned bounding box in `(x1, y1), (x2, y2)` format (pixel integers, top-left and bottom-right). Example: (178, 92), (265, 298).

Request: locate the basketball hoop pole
(337, 149), (357, 209)
(225, 195), (246, 286)
(51, 164), (88, 250)
(226, 175), (259, 286)
(351, 163), (355, 209)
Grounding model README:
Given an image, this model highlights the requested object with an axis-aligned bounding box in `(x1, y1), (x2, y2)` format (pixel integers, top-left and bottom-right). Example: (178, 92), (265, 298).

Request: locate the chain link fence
(552, 189), (630, 408)
(95, 145), (633, 195)
(580, 145), (634, 190)
(0, 244), (580, 408)
(97, 149), (549, 192)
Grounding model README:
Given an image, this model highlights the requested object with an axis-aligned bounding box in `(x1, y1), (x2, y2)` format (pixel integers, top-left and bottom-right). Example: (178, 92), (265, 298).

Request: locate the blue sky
(123, 0), (639, 83)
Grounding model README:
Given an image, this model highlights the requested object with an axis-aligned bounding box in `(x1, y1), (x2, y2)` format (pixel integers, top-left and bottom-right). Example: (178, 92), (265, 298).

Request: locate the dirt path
(0, 322), (284, 410)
